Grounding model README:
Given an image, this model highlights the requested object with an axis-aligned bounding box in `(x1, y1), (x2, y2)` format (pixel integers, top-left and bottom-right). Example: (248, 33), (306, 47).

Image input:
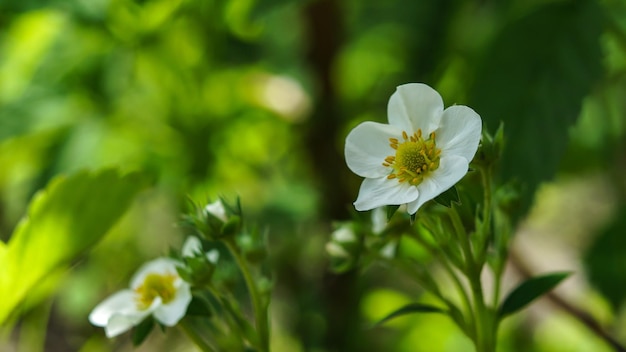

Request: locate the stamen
(381, 128), (441, 186)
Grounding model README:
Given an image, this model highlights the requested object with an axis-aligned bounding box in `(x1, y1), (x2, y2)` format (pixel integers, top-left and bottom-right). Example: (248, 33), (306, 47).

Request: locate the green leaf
(584, 206), (626, 310)
(0, 169), (147, 324)
(498, 272), (570, 319)
(433, 186), (460, 208)
(132, 316), (155, 346)
(469, 0), (603, 218)
(372, 302), (446, 327)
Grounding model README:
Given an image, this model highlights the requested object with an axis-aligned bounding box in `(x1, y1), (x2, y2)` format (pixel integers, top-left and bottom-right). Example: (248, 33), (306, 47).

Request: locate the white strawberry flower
(89, 258), (192, 338)
(345, 83), (481, 214)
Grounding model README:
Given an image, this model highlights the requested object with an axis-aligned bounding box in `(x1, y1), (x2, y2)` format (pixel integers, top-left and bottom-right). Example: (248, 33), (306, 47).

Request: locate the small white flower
(89, 258), (192, 338)
(345, 83), (481, 214)
(181, 236), (220, 264)
(325, 225), (357, 258)
(331, 226), (357, 243)
(205, 200), (227, 222)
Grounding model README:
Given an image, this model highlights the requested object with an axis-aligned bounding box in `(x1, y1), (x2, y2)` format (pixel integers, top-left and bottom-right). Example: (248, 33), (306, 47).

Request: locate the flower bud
(326, 224), (361, 273)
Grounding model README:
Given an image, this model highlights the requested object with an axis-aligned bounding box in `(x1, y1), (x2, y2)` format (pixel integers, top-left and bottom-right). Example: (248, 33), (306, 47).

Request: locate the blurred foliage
(0, 169), (147, 326)
(0, 0), (625, 350)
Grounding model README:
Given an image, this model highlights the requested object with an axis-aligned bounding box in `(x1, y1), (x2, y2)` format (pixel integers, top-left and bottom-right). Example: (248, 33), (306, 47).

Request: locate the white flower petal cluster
(182, 236), (220, 264)
(325, 226), (357, 258)
(345, 83), (482, 214)
(205, 199), (227, 222)
(89, 258), (192, 338)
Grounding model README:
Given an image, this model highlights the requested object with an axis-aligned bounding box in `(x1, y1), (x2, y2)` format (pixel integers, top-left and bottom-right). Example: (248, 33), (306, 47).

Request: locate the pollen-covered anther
(383, 129), (442, 186)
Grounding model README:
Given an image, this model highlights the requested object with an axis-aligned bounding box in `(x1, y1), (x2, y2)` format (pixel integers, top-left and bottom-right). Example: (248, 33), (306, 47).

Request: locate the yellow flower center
(134, 273), (177, 310)
(382, 129), (441, 186)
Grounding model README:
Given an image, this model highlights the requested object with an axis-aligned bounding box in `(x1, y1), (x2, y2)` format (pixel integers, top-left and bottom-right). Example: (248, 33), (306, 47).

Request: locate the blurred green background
(1, 0), (625, 350)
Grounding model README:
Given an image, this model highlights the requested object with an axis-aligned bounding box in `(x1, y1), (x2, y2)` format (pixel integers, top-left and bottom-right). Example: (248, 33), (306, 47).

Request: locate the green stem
(477, 167), (493, 265)
(469, 269), (496, 352)
(472, 166), (497, 352)
(448, 207), (474, 272)
(179, 319), (216, 352)
(408, 227), (475, 335)
(225, 240), (269, 352)
(450, 205), (497, 351)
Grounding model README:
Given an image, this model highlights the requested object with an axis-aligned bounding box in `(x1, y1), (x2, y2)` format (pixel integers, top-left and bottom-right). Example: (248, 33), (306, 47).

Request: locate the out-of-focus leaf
(469, 0), (604, 218)
(584, 206), (626, 310)
(0, 169), (147, 325)
(498, 272), (570, 319)
(372, 302), (446, 327)
(433, 186), (460, 208)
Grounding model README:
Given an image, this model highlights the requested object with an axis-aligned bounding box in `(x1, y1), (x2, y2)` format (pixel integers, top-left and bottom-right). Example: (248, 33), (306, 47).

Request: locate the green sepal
(221, 215), (241, 237)
(386, 205), (400, 221)
(176, 266), (193, 283)
(132, 316), (154, 346)
(372, 303), (446, 327)
(498, 272), (570, 319)
(185, 294), (213, 317)
(433, 186), (461, 208)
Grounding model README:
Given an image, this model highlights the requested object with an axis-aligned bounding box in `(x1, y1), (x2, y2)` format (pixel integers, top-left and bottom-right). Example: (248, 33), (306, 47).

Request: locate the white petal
(388, 83), (443, 134)
(89, 290), (153, 338)
(131, 258), (181, 289)
(380, 241), (397, 259)
(345, 121), (401, 178)
(105, 310), (151, 338)
(89, 290), (137, 327)
(326, 242), (349, 258)
(153, 280), (192, 326)
(436, 105), (482, 162)
(406, 155), (469, 214)
(206, 249), (220, 264)
(354, 177), (419, 211)
(182, 236), (202, 257)
(332, 227), (356, 243)
(205, 200), (227, 222)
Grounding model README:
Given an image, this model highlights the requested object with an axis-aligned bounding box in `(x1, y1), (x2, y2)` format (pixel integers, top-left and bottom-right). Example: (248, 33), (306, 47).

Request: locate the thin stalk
(448, 207), (475, 274)
(179, 319), (216, 352)
(225, 240), (269, 352)
(472, 166), (497, 352)
(469, 269), (497, 352)
(408, 227), (475, 333)
(477, 167), (494, 265)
